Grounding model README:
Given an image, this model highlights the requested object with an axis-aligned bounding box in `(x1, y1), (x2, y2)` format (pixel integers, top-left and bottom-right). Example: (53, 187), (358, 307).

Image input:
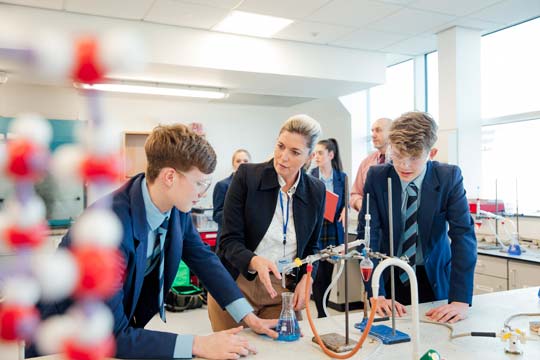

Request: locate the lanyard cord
(279, 191), (290, 257)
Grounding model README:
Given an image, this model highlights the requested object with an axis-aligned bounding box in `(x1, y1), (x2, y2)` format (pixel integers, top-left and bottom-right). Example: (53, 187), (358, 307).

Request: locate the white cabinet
(474, 255), (508, 294)
(508, 260), (540, 289)
(474, 254), (540, 294)
(474, 273), (508, 294)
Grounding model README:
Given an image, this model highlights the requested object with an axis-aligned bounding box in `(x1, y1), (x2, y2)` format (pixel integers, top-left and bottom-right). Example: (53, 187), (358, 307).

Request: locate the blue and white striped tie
(400, 183), (418, 284)
(157, 217), (169, 322)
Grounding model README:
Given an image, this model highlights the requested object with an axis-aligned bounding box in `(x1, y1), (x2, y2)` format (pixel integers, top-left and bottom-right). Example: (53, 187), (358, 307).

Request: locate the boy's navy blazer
(310, 167), (346, 245)
(33, 174), (245, 359)
(218, 160), (326, 282)
(357, 161), (477, 304)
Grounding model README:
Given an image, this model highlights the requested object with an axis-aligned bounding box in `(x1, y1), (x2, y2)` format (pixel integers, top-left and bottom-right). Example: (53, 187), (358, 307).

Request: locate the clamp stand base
(312, 333), (357, 352)
(355, 319), (411, 344)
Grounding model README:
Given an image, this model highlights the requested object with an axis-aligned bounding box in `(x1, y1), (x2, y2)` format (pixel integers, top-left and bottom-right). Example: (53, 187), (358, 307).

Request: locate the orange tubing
(305, 264), (378, 359)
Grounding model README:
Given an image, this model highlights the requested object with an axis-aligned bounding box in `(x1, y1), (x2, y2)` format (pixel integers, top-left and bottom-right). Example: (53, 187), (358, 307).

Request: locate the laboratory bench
(22, 286), (540, 360)
(345, 228), (540, 297)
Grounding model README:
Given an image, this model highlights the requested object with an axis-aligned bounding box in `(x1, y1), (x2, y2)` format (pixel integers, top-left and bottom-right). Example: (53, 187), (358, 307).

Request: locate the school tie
(378, 153), (386, 164)
(157, 217), (169, 322)
(400, 183), (418, 284)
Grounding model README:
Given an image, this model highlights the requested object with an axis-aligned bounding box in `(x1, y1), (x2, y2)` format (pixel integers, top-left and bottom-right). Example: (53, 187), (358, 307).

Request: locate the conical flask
(276, 292), (300, 341)
(360, 257), (374, 282)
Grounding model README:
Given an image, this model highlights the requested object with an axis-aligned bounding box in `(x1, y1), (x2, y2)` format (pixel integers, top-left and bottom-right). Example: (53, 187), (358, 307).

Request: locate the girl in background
(212, 149), (251, 247)
(311, 138), (346, 318)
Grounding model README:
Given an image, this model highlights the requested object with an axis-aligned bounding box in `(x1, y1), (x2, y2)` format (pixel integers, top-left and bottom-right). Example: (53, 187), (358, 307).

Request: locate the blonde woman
(208, 115), (326, 330)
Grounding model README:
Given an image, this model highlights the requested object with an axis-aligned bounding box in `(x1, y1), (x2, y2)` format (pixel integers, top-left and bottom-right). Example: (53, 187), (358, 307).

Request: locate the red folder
(324, 190), (339, 222)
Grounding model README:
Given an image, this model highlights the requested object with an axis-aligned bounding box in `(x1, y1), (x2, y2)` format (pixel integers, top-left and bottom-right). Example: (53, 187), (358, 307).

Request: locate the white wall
(0, 83), (289, 206)
(288, 98), (352, 176)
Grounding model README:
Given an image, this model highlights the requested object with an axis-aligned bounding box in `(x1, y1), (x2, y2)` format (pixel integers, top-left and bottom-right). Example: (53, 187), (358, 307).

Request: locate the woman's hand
(292, 274), (311, 311)
(249, 256), (281, 298)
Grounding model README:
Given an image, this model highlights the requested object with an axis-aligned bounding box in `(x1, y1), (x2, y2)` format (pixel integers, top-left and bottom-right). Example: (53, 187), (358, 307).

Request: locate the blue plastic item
(354, 319), (411, 344)
(507, 243), (522, 256)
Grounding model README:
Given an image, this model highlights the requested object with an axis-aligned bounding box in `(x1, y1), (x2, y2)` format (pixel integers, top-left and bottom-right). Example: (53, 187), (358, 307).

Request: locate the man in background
(350, 117), (392, 211)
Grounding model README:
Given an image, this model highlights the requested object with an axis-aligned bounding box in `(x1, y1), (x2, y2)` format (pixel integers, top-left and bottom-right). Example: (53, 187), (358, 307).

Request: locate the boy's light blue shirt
(398, 164), (428, 265)
(141, 178), (253, 358)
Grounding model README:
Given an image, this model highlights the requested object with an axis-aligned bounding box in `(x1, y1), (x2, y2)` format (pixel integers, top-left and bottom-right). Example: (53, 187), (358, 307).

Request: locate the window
(481, 17), (540, 119)
(481, 118), (540, 216)
(480, 17), (540, 216)
(368, 59), (415, 151)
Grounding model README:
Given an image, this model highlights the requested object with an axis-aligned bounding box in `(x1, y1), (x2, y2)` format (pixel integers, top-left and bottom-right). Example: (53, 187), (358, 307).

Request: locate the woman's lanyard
(279, 191), (290, 257)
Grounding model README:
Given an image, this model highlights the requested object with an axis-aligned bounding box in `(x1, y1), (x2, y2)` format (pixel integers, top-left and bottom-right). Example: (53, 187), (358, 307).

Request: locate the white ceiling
(2, 0), (538, 60)
(0, 0), (538, 106)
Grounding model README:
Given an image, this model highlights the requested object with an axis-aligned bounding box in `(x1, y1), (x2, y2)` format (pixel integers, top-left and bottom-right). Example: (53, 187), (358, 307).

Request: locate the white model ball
(32, 249), (78, 301)
(101, 30), (146, 73)
(50, 144), (84, 183)
(33, 31), (74, 79)
(72, 208), (123, 248)
(5, 196), (46, 228)
(35, 315), (76, 355)
(9, 113), (52, 147)
(70, 302), (114, 344)
(2, 275), (41, 306)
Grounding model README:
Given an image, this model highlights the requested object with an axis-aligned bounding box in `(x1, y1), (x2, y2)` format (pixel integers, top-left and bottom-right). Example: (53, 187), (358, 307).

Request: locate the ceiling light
(74, 81), (228, 99)
(213, 11), (293, 38)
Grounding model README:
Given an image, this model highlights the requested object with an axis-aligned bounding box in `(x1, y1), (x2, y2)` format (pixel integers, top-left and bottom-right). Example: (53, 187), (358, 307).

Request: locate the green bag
(165, 261), (204, 312)
(172, 261), (192, 288)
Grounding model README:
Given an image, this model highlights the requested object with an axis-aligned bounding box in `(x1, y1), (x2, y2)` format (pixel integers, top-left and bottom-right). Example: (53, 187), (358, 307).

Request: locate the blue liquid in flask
(276, 318), (300, 341)
(276, 292), (301, 342)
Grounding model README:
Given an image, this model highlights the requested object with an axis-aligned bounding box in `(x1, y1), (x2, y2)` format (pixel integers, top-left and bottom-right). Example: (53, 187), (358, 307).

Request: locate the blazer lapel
(257, 161), (280, 243)
(164, 212), (182, 291)
(418, 161), (439, 254)
(293, 171), (310, 257)
(128, 176), (151, 319)
(333, 169), (344, 211)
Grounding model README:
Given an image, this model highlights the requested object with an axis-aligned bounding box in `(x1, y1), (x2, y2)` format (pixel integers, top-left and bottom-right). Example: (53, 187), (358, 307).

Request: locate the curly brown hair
(144, 124), (216, 183)
(389, 112), (438, 157)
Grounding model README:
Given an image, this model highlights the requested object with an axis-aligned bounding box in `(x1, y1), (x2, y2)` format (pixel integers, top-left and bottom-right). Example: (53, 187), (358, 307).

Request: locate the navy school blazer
(217, 160), (326, 283)
(212, 173), (233, 246)
(310, 167), (346, 246)
(29, 174), (246, 359)
(356, 161), (477, 304)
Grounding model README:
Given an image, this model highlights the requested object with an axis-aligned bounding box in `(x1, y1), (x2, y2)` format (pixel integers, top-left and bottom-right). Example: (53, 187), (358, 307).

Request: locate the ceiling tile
(238, 0), (331, 19)
(307, 0), (402, 27)
(0, 0), (63, 9)
(373, 0), (416, 5)
(332, 29), (407, 50)
(65, 0), (154, 20)
(409, 0), (502, 17)
(177, 0), (240, 9)
(382, 34), (437, 55)
(469, 0), (540, 25)
(274, 21), (354, 45)
(368, 8), (455, 35)
(145, 0), (230, 29)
